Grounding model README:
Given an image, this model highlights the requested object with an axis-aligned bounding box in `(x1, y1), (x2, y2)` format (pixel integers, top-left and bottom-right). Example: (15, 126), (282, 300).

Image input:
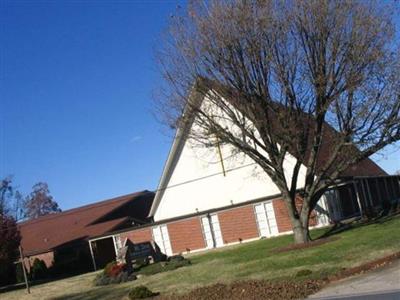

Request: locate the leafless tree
(156, 0), (400, 243)
(0, 176), (24, 220)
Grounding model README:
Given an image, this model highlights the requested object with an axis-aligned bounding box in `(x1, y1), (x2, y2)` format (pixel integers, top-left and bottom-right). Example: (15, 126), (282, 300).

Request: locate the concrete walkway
(309, 260), (400, 300)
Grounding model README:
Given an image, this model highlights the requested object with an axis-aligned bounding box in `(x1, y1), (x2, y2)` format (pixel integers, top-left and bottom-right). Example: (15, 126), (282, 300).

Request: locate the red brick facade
(218, 205), (259, 244)
(112, 198), (322, 256)
(120, 227), (152, 244)
(273, 198), (318, 234)
(272, 199), (293, 233)
(24, 251), (54, 271)
(167, 217), (206, 254)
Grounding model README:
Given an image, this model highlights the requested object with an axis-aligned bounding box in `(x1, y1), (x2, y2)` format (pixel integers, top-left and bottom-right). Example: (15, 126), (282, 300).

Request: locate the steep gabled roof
(19, 190), (154, 256)
(149, 83), (387, 217)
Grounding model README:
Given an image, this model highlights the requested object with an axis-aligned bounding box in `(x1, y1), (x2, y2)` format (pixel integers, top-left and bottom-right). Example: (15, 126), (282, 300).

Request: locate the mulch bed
(153, 251), (400, 300)
(272, 236), (340, 253)
(156, 279), (325, 300)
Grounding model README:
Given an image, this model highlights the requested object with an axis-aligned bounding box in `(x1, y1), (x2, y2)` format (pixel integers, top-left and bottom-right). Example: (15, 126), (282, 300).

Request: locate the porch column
(88, 240), (97, 271)
(353, 181), (363, 217)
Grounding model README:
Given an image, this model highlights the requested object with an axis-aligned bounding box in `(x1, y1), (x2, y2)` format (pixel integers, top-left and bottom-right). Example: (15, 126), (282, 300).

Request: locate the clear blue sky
(1, 1), (399, 211)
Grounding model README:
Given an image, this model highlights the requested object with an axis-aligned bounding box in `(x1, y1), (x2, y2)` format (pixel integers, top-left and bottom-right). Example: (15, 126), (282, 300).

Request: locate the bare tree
(0, 176), (25, 220)
(0, 177), (13, 216)
(157, 1), (400, 243)
(24, 182), (61, 219)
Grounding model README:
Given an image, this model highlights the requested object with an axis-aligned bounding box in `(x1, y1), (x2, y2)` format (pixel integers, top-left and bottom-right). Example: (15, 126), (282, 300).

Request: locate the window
(152, 225), (172, 256)
(254, 202), (278, 237)
(201, 213), (224, 248)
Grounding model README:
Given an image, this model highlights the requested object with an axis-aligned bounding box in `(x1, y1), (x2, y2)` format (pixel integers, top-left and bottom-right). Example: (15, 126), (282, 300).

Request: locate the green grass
(2, 215), (400, 300)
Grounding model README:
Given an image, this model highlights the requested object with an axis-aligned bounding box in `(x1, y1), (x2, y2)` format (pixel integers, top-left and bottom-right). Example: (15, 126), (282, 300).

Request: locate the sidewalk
(309, 260), (400, 299)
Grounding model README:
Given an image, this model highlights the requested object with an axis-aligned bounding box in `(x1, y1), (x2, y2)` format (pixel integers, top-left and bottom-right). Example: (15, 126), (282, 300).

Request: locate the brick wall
(168, 217), (206, 254)
(24, 251), (54, 271)
(120, 227), (152, 244)
(218, 205), (259, 244)
(273, 198), (318, 234)
(273, 199), (293, 233)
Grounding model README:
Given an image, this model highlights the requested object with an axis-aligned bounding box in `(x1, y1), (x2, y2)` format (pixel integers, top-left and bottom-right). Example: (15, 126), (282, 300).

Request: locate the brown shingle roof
(18, 190), (154, 256)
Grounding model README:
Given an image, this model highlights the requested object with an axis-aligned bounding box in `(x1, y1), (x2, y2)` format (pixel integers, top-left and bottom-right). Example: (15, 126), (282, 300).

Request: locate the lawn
(2, 215), (400, 300)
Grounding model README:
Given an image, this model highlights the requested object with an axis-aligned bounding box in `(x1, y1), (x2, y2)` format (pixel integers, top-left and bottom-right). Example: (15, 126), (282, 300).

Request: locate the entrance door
(201, 214), (223, 248)
(254, 202), (279, 237)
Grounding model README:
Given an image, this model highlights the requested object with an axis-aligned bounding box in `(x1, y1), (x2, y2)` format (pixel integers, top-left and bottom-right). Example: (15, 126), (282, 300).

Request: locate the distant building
(18, 190), (154, 274)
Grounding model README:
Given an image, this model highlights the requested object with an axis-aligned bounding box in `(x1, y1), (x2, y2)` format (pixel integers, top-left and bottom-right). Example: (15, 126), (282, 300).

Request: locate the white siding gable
(153, 94), (308, 221)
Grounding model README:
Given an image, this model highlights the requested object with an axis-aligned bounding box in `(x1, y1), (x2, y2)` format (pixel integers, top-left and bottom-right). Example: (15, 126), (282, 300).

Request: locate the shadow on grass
(315, 210), (400, 240)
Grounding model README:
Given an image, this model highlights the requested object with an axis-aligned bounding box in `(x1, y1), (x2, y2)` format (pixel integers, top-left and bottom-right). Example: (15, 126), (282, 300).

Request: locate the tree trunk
(292, 218), (310, 244)
(283, 193), (312, 244)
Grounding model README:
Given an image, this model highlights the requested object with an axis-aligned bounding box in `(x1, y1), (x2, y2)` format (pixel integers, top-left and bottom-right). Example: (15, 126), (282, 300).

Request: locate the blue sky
(1, 1), (399, 211)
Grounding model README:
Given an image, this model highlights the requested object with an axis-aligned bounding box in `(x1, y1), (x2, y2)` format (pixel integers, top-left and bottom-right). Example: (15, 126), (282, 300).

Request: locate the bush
(136, 258), (191, 276)
(107, 263), (126, 277)
(15, 263), (25, 283)
(93, 261), (136, 286)
(168, 255), (185, 262)
(31, 258), (48, 280)
(128, 286), (157, 299)
(295, 269), (313, 277)
(104, 261), (118, 276)
(93, 271), (137, 286)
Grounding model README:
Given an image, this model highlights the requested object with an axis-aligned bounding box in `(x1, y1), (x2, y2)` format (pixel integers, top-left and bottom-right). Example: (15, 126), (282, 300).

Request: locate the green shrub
(31, 258), (48, 280)
(128, 286), (157, 299)
(15, 263), (25, 283)
(136, 258), (191, 276)
(295, 269), (313, 277)
(168, 255), (185, 262)
(94, 271), (136, 286)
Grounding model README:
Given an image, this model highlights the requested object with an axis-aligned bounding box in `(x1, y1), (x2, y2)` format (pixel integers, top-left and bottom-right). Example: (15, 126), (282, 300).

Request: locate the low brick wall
(218, 205), (259, 244)
(168, 217), (206, 254)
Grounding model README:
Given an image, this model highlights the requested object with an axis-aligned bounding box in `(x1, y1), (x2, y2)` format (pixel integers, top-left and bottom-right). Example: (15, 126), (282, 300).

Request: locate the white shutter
(210, 214), (224, 247)
(254, 202), (279, 237)
(201, 216), (214, 248)
(201, 214), (224, 248)
(152, 225), (173, 256)
(255, 204), (270, 237)
(264, 202), (279, 236)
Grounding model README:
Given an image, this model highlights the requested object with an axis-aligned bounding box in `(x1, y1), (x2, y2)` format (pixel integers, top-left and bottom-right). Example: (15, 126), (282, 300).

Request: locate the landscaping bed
(156, 279), (326, 300)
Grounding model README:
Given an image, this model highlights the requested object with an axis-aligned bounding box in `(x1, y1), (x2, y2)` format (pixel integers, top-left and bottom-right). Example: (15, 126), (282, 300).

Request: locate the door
(201, 214), (224, 248)
(152, 225), (173, 256)
(254, 202), (279, 237)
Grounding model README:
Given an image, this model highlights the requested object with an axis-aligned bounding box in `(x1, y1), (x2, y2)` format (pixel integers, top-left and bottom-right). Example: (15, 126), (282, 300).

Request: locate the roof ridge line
(19, 190), (150, 227)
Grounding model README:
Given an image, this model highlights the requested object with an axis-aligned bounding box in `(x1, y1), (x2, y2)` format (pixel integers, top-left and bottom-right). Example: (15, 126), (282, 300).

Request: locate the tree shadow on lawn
(315, 210), (400, 240)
